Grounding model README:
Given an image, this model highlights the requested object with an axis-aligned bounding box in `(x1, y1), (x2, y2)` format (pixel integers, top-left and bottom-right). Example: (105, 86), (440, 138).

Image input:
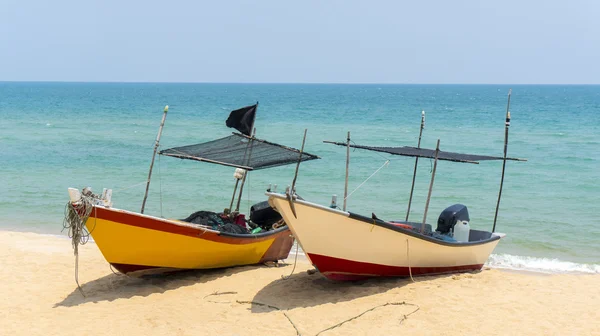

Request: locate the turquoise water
(1, 82), (599, 273)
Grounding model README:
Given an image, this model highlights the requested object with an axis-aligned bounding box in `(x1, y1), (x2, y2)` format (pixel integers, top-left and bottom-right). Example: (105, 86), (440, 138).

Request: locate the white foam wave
(486, 254), (600, 274)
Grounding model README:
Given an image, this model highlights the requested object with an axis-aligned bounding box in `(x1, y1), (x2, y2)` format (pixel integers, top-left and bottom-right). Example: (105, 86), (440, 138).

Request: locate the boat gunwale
(266, 192), (502, 247)
(89, 204), (290, 240)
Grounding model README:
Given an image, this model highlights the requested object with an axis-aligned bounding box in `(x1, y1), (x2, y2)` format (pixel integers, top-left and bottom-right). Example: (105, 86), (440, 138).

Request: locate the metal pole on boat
(234, 128), (257, 212)
(492, 89), (512, 233)
(343, 131), (350, 211)
(141, 105), (169, 214)
(421, 139), (440, 234)
(406, 110), (425, 221)
(287, 129), (308, 218)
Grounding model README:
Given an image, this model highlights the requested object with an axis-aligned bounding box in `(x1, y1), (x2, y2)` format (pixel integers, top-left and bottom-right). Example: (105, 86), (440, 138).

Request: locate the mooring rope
(112, 180), (149, 192)
(406, 238), (415, 283)
(62, 195), (96, 296)
(282, 241), (300, 280)
(344, 160), (390, 202)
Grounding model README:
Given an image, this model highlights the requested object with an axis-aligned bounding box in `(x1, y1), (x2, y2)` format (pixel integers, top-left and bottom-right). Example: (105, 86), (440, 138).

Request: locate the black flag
(226, 103), (257, 136)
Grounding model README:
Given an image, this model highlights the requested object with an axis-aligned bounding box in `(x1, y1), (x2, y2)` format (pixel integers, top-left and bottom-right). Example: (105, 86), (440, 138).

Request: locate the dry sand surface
(1, 230), (599, 336)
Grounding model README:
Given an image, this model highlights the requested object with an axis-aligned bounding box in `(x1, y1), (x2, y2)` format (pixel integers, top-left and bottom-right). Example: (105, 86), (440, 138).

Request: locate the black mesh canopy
(324, 141), (526, 164)
(160, 133), (320, 170)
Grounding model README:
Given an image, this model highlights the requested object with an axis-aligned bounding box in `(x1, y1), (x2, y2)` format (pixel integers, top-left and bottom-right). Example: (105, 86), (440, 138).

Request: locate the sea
(1, 82), (598, 274)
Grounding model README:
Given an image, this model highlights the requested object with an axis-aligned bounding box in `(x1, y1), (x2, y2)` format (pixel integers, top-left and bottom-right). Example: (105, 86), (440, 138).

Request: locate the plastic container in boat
(234, 214), (247, 228)
(330, 195), (337, 208)
(453, 220), (471, 242)
(68, 188), (81, 202)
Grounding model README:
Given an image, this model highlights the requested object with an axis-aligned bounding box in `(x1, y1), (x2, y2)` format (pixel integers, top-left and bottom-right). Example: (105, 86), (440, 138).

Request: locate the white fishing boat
(268, 91), (526, 280)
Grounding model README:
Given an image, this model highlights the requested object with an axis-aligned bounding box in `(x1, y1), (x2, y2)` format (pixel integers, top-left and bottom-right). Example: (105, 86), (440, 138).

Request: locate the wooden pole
(421, 139), (440, 234)
(141, 105), (169, 214)
(287, 129), (308, 218)
(492, 89), (512, 232)
(231, 103), (258, 213)
(235, 128), (257, 212)
(343, 131), (350, 211)
(291, 129), (308, 193)
(228, 179), (240, 212)
(406, 110), (425, 221)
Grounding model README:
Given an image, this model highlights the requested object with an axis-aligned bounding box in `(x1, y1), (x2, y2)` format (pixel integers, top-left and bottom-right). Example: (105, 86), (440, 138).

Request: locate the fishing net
(180, 210), (250, 234)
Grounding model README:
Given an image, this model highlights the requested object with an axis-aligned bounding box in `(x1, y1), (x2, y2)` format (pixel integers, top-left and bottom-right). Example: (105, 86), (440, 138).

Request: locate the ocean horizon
(4, 80), (600, 85)
(1, 82), (598, 274)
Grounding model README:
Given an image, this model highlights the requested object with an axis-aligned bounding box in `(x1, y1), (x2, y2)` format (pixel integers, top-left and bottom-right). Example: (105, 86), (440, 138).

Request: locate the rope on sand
(203, 292), (301, 335)
(204, 291), (239, 303)
(235, 300), (301, 336)
(315, 301), (420, 336)
(203, 291), (420, 336)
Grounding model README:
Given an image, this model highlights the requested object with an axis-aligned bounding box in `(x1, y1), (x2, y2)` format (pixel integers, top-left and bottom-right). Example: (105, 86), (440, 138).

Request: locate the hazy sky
(1, 0), (598, 83)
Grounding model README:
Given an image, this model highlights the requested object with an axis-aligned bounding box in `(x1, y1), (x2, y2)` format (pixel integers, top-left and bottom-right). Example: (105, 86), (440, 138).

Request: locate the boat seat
(468, 229), (493, 242)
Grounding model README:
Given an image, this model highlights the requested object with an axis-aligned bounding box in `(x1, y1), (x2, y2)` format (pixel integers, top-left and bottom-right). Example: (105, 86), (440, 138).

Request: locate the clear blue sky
(1, 0), (598, 84)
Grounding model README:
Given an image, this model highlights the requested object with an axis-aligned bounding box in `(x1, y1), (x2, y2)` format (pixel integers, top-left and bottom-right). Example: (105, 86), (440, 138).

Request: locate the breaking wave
(486, 254), (600, 274)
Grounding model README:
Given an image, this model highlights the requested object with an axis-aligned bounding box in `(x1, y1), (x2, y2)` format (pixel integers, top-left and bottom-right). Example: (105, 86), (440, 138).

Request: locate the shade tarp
(324, 141), (526, 164)
(160, 133), (320, 170)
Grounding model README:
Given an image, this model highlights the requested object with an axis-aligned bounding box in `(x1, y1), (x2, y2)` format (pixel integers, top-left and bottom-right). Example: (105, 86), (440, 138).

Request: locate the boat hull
(85, 206), (294, 275)
(267, 193), (503, 281)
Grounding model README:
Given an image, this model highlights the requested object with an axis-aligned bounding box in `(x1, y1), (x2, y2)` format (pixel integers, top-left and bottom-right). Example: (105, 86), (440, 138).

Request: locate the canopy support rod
(406, 110), (425, 221)
(343, 131), (350, 211)
(291, 129), (308, 194)
(421, 139), (440, 234)
(287, 129), (308, 218)
(235, 127), (257, 212)
(492, 89), (512, 233)
(141, 105), (169, 214)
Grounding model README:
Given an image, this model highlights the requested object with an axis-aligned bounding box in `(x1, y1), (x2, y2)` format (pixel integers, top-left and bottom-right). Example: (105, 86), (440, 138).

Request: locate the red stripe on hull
(307, 253), (483, 281)
(92, 206), (289, 245)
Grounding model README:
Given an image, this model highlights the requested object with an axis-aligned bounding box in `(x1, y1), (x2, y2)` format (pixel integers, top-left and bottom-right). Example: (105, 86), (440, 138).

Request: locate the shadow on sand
(54, 265), (258, 308)
(250, 270), (471, 312)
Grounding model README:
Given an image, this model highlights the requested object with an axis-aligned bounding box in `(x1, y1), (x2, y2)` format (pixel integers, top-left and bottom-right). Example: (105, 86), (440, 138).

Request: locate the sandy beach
(1, 230), (598, 336)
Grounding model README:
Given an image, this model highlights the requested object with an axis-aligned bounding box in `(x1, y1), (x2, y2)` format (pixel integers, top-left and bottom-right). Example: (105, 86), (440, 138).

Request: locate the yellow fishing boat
(67, 200), (295, 275)
(64, 103), (319, 276)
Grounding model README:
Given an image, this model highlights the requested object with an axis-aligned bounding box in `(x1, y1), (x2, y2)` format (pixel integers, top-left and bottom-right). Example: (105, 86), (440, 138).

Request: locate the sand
(1, 230), (598, 336)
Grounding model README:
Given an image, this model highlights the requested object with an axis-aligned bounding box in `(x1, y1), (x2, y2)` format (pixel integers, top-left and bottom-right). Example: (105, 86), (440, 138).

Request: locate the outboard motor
(436, 204), (470, 234)
(250, 201), (283, 230)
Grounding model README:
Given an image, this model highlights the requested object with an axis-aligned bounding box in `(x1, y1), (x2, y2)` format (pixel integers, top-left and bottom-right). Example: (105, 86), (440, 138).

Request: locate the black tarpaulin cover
(324, 141), (526, 164)
(160, 133), (320, 170)
(226, 103), (257, 136)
